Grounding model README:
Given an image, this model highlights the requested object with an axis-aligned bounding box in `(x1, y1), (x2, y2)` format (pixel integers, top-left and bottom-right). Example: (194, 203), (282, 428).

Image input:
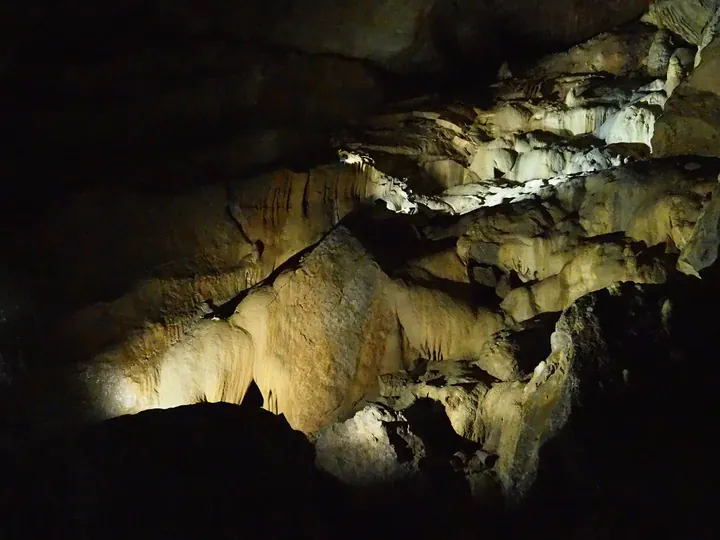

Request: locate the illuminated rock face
(642, 0), (719, 46)
(653, 4), (720, 157)
(449, 162), (716, 323)
(229, 226), (504, 432)
(4, 4), (720, 522)
(231, 226), (400, 432)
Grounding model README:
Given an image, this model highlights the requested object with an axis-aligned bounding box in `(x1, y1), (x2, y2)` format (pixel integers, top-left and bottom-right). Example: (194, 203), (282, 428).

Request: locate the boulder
(312, 404), (427, 487)
(312, 401), (501, 503)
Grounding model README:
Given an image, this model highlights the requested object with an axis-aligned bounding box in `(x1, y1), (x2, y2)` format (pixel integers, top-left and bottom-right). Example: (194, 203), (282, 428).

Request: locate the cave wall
(4, 6), (720, 532)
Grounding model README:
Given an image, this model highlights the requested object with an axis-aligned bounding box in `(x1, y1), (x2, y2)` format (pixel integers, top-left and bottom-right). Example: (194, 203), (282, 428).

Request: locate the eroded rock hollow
(1, 1), (718, 538)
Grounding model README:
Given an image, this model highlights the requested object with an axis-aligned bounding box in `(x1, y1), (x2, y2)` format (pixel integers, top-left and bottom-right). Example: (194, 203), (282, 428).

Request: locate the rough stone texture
(0, 164), (426, 435)
(642, 0), (718, 45)
(500, 240), (668, 323)
(596, 91), (667, 149)
(678, 182), (720, 275)
(313, 283), (698, 505)
(6, 164), (406, 359)
(391, 280), (506, 365)
(477, 319), (555, 381)
(402, 247), (471, 284)
(483, 289), (618, 498)
(336, 28), (687, 217)
(577, 163), (714, 248)
(3, 0), (649, 218)
(3, 12), (720, 535)
(477, 285), (671, 499)
(312, 401), (501, 503)
(6, 15), (719, 441)
(377, 362), (491, 441)
(312, 404), (426, 486)
(228, 226), (505, 433)
(522, 25), (665, 78)
(653, 14), (720, 157)
(443, 161), (718, 323)
(231, 226), (398, 433)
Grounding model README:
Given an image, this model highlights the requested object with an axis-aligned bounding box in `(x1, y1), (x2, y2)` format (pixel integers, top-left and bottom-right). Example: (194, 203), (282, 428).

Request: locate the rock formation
(2, 1), (719, 537)
(653, 2), (720, 157)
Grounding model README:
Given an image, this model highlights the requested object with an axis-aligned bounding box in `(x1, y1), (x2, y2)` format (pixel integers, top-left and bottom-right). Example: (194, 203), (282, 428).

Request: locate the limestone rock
(678, 183), (720, 276)
(444, 161), (716, 322)
(418, 159), (468, 192)
(470, 145), (517, 180)
(665, 48), (695, 97)
(504, 145), (624, 182)
(232, 226), (399, 433)
(652, 11), (720, 157)
(648, 30), (680, 78)
(476, 102), (618, 139)
(523, 26), (663, 78)
(457, 201), (582, 283)
(11, 162), (414, 379)
(4, 164), (433, 434)
(478, 298), (586, 499)
(312, 404), (425, 487)
(578, 164), (714, 249)
(6, 6), (720, 512)
(642, 0), (718, 45)
(402, 248), (471, 284)
(500, 241), (668, 323)
(391, 280), (506, 365)
(336, 71), (664, 218)
(477, 321), (554, 382)
(479, 286), (671, 498)
(4, 0), (652, 232)
(228, 164), (418, 272)
(595, 93), (667, 148)
(377, 362), (491, 441)
(312, 400), (501, 504)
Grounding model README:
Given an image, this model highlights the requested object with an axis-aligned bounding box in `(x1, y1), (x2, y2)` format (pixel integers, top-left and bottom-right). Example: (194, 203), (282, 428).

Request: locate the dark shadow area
(0, 400), (506, 540)
(0, 402), (348, 540)
(343, 208), (505, 305)
(400, 277), (503, 309)
(1, 2), (717, 537)
(0, 362), (100, 451)
(243, 380), (265, 409)
(505, 312), (559, 376)
(2, 277), (718, 539)
(508, 278), (720, 539)
(341, 206), (456, 275)
(403, 398), (482, 457)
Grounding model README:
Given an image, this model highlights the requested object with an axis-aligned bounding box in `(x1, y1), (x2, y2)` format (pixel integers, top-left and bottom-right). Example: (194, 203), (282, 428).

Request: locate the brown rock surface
(652, 6), (720, 157)
(232, 226), (400, 432)
(4, 10), (720, 530)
